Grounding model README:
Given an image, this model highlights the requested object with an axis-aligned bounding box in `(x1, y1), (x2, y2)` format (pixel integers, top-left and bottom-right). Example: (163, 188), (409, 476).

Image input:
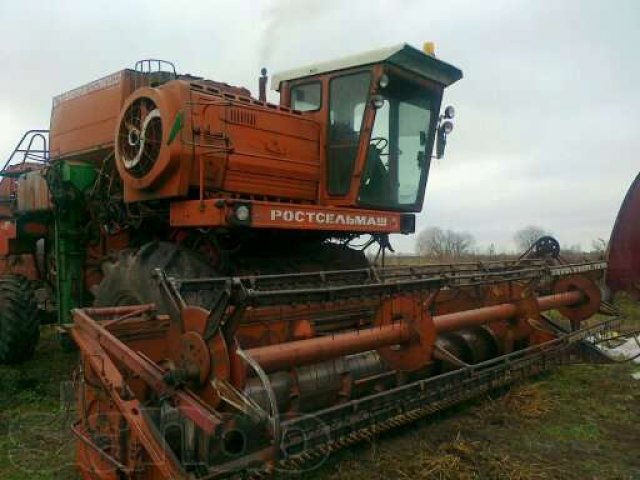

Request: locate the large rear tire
(93, 241), (368, 312)
(93, 242), (219, 311)
(0, 274), (39, 364)
(233, 241), (369, 275)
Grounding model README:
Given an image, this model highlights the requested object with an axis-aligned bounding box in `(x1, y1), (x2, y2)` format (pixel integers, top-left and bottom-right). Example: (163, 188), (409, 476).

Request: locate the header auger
(0, 44), (617, 477)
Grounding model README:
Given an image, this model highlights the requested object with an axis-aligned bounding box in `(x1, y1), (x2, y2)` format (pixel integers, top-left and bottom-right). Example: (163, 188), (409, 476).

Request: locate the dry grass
(611, 291), (640, 332)
(500, 384), (556, 419)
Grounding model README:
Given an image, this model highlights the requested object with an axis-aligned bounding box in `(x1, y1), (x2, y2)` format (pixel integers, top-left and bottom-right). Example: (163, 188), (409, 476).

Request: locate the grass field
(302, 363), (640, 480)
(0, 317), (639, 479)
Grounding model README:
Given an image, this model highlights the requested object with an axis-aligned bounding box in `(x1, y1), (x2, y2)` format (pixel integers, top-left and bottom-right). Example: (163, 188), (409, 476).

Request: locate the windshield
(358, 78), (436, 210)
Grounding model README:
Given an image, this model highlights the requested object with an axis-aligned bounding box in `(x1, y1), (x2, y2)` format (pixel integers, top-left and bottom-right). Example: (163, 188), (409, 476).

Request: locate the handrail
(133, 59), (177, 90)
(0, 129), (49, 176)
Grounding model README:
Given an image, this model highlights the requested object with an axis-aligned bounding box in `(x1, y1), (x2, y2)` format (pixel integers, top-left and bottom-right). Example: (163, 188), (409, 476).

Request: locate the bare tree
(562, 243), (583, 254)
(591, 238), (607, 254)
(448, 231), (475, 257)
(416, 227), (475, 259)
(416, 227), (446, 257)
(514, 225), (549, 252)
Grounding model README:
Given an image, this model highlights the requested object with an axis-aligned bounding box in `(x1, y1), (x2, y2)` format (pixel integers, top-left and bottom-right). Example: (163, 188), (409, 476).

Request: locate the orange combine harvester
(0, 44), (619, 478)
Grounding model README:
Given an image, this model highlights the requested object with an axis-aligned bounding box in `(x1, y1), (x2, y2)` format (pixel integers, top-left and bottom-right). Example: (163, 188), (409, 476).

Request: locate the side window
(290, 82), (321, 112)
(327, 72), (371, 196)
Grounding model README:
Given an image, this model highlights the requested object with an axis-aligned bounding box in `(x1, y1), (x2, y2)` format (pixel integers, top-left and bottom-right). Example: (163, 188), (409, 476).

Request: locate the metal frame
(0, 129), (49, 176)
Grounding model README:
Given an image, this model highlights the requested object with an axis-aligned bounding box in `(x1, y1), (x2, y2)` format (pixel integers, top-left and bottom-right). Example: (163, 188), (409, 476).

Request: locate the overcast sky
(1, 0), (638, 253)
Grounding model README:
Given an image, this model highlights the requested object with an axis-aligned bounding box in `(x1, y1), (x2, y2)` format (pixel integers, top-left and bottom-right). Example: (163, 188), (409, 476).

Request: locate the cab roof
(271, 43), (463, 91)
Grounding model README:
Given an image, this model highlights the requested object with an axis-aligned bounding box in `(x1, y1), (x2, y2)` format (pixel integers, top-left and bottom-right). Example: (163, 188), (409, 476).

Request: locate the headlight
(441, 120), (454, 135)
(235, 205), (250, 222)
(371, 94), (385, 109)
(444, 105), (455, 119)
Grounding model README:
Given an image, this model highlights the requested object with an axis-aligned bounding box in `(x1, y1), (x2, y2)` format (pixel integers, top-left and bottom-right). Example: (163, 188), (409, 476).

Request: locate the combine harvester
(0, 44), (616, 477)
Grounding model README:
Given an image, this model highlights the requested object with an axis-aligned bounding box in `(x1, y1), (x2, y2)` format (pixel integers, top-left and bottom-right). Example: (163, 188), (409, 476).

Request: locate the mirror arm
(436, 126), (447, 159)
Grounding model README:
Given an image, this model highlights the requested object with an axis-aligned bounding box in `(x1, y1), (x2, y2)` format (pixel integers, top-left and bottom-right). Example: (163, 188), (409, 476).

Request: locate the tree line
(415, 225), (607, 260)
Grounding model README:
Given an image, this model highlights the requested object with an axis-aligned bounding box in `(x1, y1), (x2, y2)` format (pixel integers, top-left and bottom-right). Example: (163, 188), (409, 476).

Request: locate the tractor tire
(234, 241), (369, 275)
(0, 274), (40, 364)
(94, 241), (367, 312)
(93, 241), (219, 312)
(315, 242), (369, 270)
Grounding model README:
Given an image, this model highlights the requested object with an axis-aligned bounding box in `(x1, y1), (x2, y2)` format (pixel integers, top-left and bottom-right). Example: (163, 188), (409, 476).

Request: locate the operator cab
(272, 43), (462, 213)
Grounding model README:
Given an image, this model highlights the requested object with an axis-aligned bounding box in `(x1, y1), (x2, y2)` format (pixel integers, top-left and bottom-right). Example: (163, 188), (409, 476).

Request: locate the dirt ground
(0, 320), (638, 480)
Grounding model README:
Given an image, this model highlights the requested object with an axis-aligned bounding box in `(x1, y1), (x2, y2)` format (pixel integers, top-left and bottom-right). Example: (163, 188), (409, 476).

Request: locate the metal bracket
(210, 377), (268, 424)
(153, 268), (186, 326)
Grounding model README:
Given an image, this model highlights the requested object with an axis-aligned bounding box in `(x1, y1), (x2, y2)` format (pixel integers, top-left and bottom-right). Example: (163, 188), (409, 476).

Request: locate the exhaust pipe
(259, 67), (267, 102)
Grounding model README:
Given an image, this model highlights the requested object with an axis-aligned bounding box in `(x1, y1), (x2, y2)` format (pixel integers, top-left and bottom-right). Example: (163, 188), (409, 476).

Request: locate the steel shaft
(248, 323), (414, 372)
(434, 290), (582, 333)
(247, 290), (584, 372)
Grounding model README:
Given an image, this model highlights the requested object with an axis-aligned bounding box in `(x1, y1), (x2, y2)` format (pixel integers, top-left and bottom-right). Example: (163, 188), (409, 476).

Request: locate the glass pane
(327, 72), (371, 196)
(397, 100), (430, 205)
(360, 99), (391, 204)
(359, 79), (433, 209)
(291, 82), (321, 112)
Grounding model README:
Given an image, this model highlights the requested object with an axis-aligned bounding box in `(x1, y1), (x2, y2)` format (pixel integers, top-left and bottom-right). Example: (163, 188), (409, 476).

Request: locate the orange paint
(170, 198), (404, 233)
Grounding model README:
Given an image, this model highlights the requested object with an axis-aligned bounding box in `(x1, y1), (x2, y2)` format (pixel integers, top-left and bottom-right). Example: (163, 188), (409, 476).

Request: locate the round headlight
(441, 120), (454, 135)
(235, 205), (250, 222)
(378, 74), (390, 89)
(371, 94), (385, 109)
(444, 105), (455, 119)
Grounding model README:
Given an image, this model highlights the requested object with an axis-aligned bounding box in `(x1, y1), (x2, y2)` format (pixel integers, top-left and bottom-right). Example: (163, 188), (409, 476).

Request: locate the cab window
(359, 76), (436, 210)
(326, 72), (371, 196)
(290, 82), (321, 112)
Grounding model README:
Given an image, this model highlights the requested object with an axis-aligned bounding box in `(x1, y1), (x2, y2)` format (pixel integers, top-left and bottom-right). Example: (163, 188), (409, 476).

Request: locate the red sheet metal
(607, 173), (640, 296)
